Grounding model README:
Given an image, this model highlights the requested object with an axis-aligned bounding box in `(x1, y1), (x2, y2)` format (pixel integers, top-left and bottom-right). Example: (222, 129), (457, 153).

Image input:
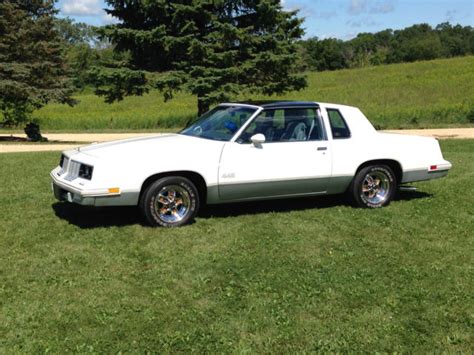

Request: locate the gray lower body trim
(326, 175), (353, 194)
(402, 169), (449, 183)
(207, 185), (326, 204)
(218, 177), (329, 201)
(206, 175), (353, 204)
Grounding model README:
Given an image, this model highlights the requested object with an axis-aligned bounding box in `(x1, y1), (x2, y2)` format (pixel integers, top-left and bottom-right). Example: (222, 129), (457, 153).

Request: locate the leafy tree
(302, 37), (348, 71)
(389, 24), (443, 62)
(92, 0), (306, 115)
(436, 22), (474, 57)
(54, 17), (125, 89)
(55, 17), (98, 46)
(298, 23), (472, 72)
(0, 0), (74, 138)
(66, 43), (101, 88)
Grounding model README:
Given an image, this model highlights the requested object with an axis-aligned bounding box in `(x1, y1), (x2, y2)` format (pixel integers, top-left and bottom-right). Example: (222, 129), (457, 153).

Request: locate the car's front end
(50, 133), (225, 208)
(51, 148), (140, 207)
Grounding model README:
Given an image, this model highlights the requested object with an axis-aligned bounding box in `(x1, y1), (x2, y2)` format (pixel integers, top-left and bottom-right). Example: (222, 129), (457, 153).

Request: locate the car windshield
(180, 106), (258, 141)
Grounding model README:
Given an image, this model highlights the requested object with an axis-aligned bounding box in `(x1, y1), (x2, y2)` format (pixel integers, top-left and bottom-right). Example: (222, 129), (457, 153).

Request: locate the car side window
(327, 109), (351, 139)
(237, 108), (324, 143)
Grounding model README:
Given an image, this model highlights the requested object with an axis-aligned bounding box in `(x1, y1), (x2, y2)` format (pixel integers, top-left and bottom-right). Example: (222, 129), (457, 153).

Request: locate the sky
(56, 0), (473, 40)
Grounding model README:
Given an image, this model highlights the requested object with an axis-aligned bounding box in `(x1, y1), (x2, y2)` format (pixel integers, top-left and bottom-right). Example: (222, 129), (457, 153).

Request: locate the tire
(350, 165), (397, 208)
(140, 176), (199, 227)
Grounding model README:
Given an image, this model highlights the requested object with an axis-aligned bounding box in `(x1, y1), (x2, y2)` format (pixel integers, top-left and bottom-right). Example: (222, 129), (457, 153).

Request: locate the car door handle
(317, 147), (327, 151)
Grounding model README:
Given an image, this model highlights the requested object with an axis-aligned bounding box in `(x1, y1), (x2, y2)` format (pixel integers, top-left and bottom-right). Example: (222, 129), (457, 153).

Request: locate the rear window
(327, 109), (351, 139)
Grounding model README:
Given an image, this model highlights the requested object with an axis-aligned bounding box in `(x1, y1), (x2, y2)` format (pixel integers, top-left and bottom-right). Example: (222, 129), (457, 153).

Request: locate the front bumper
(52, 182), (97, 206)
(51, 169), (139, 207)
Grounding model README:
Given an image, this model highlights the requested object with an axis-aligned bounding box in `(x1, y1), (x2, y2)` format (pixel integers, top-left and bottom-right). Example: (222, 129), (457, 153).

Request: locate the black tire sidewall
(352, 165), (396, 208)
(141, 176), (199, 227)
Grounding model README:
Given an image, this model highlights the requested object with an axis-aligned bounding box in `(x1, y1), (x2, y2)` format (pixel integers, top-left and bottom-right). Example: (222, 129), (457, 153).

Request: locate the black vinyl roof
(232, 100), (319, 109)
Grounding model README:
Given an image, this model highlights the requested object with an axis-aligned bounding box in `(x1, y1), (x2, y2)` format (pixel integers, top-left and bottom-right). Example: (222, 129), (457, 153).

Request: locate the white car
(51, 101), (452, 227)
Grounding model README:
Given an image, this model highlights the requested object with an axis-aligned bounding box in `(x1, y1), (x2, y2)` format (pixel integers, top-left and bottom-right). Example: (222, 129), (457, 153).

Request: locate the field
(0, 140), (473, 352)
(30, 56), (474, 131)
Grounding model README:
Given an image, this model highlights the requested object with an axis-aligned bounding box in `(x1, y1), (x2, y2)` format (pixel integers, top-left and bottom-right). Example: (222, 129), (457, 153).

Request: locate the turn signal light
(108, 187), (120, 194)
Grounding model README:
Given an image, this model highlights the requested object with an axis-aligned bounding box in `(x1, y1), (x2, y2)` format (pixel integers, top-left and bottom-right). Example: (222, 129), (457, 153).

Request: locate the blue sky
(57, 0), (473, 40)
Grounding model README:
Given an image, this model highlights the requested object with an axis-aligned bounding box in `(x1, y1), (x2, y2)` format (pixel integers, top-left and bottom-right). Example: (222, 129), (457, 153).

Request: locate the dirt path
(1, 128), (472, 153)
(382, 128), (474, 139)
(0, 133), (161, 153)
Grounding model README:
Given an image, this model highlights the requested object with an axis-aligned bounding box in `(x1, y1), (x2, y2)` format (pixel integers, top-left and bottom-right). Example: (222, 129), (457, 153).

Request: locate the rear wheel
(140, 176), (199, 227)
(350, 165), (396, 208)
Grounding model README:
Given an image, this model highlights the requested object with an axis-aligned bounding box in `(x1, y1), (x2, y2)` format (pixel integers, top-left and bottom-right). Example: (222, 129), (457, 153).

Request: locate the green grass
(28, 56), (474, 131)
(0, 140), (473, 352)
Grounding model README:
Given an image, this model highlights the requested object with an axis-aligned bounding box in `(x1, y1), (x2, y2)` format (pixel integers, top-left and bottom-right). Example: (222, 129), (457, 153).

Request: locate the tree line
(298, 23), (474, 72)
(1, 0), (473, 140)
(61, 20), (474, 87)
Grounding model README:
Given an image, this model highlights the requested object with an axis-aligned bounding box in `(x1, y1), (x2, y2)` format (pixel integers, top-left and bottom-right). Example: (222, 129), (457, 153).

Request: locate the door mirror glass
(250, 133), (265, 146)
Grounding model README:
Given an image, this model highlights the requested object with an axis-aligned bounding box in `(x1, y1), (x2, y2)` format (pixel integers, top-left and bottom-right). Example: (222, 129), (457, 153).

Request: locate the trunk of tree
(197, 97), (210, 116)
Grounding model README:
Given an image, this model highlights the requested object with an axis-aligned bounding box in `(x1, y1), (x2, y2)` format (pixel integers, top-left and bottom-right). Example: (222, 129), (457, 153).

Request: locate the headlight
(79, 164), (94, 180)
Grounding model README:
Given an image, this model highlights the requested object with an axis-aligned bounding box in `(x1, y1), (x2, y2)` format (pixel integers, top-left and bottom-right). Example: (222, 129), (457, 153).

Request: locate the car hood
(77, 133), (223, 161)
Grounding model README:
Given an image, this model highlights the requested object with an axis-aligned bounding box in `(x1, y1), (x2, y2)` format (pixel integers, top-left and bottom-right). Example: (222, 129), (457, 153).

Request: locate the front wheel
(350, 165), (397, 208)
(140, 176), (199, 227)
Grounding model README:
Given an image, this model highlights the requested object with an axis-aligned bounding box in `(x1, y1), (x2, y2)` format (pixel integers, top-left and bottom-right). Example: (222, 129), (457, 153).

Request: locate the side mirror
(250, 133), (265, 147)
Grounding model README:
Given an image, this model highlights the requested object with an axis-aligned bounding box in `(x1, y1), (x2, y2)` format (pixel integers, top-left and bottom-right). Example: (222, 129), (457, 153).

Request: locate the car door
(218, 107), (332, 201)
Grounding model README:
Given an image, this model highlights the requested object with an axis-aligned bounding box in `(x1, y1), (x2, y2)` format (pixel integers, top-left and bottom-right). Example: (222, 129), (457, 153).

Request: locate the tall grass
(32, 56), (474, 131)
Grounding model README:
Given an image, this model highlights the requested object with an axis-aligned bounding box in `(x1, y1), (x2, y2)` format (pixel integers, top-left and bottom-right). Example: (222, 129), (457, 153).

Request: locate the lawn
(0, 140), (473, 352)
(27, 56), (474, 131)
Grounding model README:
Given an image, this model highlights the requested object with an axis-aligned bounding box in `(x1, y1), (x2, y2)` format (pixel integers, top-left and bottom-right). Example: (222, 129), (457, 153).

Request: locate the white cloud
(318, 11), (338, 19)
(62, 0), (102, 16)
(349, 0), (368, 15)
(370, 0), (395, 14)
(282, 1), (318, 18)
(102, 12), (119, 24)
(349, 0), (395, 15)
(346, 17), (379, 28)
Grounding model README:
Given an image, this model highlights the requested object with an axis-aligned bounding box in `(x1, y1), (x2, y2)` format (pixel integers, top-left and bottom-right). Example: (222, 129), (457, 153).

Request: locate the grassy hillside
(32, 56), (474, 131)
(0, 140), (473, 352)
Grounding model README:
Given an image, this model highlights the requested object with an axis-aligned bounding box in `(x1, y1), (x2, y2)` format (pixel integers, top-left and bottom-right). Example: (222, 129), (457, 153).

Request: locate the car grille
(59, 155), (93, 181)
(64, 160), (81, 181)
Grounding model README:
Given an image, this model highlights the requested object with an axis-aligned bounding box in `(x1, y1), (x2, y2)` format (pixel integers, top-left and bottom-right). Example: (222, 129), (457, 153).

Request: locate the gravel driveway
(1, 128), (473, 153)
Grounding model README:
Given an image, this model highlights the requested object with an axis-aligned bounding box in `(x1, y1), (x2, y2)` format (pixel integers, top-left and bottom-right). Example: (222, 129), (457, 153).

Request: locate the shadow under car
(52, 190), (432, 229)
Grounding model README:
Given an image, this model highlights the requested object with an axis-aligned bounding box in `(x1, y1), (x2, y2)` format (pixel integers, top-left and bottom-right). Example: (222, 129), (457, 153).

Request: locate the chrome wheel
(154, 185), (191, 223)
(361, 170), (390, 205)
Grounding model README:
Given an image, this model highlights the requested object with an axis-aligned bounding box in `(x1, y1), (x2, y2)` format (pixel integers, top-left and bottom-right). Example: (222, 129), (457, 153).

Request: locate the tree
(436, 22), (474, 57)
(299, 23), (472, 71)
(54, 17), (126, 90)
(92, 0), (307, 115)
(302, 37), (348, 71)
(54, 17), (99, 46)
(0, 0), (74, 138)
(389, 24), (443, 63)
(55, 17), (113, 89)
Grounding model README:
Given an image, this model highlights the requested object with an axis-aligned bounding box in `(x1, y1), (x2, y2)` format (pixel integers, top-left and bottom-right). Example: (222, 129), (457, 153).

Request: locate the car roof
(223, 100), (319, 109)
